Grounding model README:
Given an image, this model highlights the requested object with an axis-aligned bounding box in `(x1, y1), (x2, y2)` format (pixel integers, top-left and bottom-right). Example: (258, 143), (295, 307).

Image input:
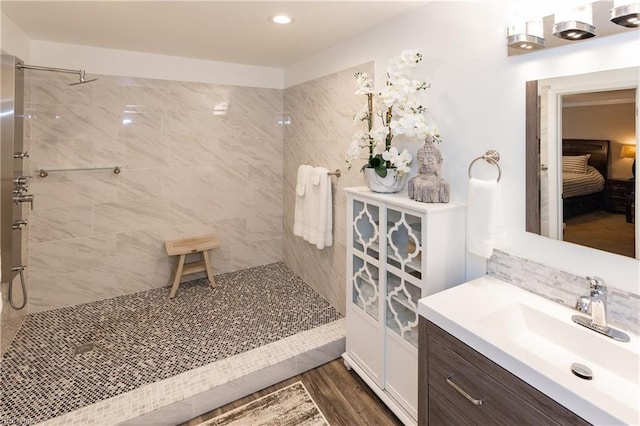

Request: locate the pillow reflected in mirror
(562, 154), (591, 174)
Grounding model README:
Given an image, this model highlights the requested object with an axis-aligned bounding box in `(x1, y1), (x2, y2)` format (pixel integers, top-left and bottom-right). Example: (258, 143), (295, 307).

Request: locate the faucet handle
(575, 295), (590, 313)
(587, 276), (606, 291)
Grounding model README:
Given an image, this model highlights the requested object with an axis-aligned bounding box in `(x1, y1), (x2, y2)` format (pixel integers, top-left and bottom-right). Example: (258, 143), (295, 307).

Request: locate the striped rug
(198, 381), (329, 426)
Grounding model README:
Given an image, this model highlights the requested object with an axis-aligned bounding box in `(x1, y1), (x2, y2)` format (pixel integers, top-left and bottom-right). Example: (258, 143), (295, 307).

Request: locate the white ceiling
(1, 1), (428, 68)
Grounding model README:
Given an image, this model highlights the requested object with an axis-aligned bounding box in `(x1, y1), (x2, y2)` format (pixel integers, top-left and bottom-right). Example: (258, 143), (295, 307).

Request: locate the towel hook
(468, 150), (501, 182)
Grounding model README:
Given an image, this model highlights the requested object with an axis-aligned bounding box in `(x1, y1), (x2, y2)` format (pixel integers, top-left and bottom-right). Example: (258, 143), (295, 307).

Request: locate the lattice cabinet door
(385, 207), (423, 347)
(344, 187), (466, 426)
(384, 207), (423, 419)
(352, 255), (380, 321)
(346, 195), (385, 387)
(351, 198), (382, 260)
(386, 270), (420, 348)
(386, 208), (423, 281)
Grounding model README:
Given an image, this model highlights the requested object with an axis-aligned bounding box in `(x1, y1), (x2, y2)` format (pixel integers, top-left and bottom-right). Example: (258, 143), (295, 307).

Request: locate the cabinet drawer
(428, 336), (559, 426)
(428, 387), (474, 425)
(423, 320), (590, 426)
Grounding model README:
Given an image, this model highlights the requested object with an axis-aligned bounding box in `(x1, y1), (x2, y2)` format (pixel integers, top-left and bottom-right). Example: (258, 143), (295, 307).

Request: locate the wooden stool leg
(202, 250), (216, 288)
(169, 254), (186, 298)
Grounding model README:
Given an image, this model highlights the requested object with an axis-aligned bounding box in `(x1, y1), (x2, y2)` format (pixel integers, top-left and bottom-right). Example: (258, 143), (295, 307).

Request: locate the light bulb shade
(553, 3), (596, 40)
(507, 18), (545, 50)
(507, 33), (546, 50)
(621, 144), (637, 158)
(555, 2), (594, 25)
(610, 3), (640, 28)
(552, 20), (596, 40)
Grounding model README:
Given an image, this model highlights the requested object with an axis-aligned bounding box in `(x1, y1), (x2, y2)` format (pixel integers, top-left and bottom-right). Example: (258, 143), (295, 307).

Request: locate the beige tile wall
(25, 71), (284, 312)
(282, 63), (373, 314)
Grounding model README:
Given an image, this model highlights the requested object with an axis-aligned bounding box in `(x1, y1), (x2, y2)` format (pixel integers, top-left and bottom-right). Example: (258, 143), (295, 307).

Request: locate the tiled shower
(25, 70), (284, 313)
(1, 58), (373, 341)
(0, 61), (365, 424)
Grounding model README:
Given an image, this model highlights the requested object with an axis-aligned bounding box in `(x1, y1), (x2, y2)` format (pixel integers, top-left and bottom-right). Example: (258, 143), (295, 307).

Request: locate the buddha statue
(408, 135), (450, 203)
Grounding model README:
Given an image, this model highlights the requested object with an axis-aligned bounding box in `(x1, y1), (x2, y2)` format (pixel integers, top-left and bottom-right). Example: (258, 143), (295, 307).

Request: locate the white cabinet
(343, 187), (466, 425)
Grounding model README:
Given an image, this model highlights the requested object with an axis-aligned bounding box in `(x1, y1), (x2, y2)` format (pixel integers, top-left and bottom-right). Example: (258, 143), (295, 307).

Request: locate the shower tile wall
(25, 71), (284, 312)
(282, 63), (373, 314)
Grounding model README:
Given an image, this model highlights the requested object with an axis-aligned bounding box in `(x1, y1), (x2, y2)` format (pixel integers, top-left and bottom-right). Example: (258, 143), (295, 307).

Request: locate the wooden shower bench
(164, 234), (219, 298)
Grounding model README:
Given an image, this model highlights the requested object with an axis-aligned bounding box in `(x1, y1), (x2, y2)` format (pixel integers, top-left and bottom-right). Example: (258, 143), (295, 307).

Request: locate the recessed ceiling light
(269, 15), (294, 25)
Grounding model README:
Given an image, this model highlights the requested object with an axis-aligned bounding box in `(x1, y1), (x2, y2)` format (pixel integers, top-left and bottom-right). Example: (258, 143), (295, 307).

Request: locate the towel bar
(38, 166), (121, 178)
(468, 150), (501, 182)
(328, 169), (341, 177)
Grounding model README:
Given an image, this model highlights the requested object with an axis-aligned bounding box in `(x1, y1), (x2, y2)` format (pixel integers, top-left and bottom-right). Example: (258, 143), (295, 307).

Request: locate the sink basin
(418, 275), (640, 425)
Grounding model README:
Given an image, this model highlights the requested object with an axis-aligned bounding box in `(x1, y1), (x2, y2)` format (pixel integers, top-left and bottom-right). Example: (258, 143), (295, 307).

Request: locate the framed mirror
(526, 67), (639, 259)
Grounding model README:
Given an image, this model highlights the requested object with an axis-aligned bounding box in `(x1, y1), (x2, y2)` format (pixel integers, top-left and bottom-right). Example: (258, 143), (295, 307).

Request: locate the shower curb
(37, 318), (346, 426)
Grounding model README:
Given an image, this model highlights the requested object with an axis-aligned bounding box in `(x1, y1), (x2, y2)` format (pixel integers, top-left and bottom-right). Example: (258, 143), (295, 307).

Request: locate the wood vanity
(418, 318), (590, 426)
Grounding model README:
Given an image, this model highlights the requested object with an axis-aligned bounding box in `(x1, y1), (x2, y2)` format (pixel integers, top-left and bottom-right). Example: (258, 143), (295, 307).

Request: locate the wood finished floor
(179, 359), (403, 426)
(563, 210), (635, 257)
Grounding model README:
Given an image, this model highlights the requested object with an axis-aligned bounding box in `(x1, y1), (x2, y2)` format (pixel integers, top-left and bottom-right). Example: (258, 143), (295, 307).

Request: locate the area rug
(198, 381), (329, 426)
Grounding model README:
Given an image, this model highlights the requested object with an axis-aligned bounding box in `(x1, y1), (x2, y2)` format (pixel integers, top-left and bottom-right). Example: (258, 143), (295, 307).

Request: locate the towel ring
(468, 150), (501, 182)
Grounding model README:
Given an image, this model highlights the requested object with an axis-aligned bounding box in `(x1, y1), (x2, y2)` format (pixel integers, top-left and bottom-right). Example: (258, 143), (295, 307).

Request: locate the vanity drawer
(428, 336), (559, 425)
(428, 386), (475, 425)
(422, 320), (590, 426)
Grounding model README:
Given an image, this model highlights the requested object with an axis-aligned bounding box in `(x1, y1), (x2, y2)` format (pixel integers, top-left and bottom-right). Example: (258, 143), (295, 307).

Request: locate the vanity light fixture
(552, 3), (596, 40)
(507, 18), (545, 50)
(610, 1), (640, 28)
(269, 15), (294, 25)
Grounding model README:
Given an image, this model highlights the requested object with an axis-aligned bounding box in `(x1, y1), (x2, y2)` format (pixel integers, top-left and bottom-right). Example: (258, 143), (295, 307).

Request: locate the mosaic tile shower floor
(0, 262), (342, 424)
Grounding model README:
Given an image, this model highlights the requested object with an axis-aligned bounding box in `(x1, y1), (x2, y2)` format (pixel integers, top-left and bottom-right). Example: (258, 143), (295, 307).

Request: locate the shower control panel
(13, 175), (34, 210)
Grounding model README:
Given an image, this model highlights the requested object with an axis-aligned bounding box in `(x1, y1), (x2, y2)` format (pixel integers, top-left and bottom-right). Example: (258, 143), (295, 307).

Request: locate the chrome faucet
(572, 276), (630, 342)
(587, 276), (607, 329)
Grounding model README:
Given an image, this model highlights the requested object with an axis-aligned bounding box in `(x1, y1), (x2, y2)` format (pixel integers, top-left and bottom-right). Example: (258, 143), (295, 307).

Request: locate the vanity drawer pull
(446, 375), (484, 406)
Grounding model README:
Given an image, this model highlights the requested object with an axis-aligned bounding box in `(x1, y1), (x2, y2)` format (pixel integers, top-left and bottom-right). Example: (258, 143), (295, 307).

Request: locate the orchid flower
(347, 50), (438, 178)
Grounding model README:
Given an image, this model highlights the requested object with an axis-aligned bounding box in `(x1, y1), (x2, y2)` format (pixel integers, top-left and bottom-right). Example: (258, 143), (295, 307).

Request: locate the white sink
(418, 275), (640, 425)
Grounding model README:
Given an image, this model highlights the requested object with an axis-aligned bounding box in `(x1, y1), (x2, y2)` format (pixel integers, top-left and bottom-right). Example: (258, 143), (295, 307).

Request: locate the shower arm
(17, 63), (83, 76)
(16, 63), (97, 85)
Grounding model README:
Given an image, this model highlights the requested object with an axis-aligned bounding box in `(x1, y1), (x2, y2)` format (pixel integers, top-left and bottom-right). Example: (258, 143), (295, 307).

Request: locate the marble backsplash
(488, 250), (640, 333)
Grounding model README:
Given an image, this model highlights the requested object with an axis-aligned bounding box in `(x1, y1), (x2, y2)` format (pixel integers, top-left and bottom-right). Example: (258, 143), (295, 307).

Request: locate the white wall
(1, 14), (283, 89)
(0, 12), (30, 60)
(30, 41), (284, 89)
(3, 1), (639, 295)
(284, 1), (640, 294)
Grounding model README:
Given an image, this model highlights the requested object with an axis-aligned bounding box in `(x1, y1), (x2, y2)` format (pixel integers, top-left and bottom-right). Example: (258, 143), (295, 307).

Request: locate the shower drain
(74, 342), (95, 356)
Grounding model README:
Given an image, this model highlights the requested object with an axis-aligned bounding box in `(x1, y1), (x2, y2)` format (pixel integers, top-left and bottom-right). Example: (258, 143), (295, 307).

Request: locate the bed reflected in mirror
(526, 68), (639, 259)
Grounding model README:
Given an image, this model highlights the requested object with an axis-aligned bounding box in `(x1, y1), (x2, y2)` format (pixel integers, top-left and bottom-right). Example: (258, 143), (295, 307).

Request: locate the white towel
(294, 165), (313, 237)
(298, 167), (333, 249)
(466, 178), (505, 258)
(312, 167), (333, 249)
(296, 165), (312, 197)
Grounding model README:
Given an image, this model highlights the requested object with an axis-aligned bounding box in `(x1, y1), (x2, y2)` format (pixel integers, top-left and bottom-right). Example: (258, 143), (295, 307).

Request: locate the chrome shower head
(69, 70), (97, 86)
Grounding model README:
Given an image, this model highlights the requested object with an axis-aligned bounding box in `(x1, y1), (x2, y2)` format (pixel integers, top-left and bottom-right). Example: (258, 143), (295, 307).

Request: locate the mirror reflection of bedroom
(561, 89), (636, 257)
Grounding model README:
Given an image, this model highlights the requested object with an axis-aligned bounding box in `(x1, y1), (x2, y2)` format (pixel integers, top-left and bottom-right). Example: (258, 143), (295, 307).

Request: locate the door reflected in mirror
(526, 68), (639, 259)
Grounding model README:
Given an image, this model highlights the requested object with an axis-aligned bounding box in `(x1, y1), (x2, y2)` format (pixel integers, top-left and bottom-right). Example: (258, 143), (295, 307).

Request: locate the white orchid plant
(346, 50), (439, 178)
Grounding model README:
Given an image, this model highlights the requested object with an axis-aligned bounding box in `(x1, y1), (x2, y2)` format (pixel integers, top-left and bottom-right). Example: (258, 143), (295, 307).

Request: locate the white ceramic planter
(363, 168), (407, 193)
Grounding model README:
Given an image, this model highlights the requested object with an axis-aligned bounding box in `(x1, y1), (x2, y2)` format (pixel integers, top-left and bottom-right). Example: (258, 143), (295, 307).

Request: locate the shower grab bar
(38, 166), (121, 178)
